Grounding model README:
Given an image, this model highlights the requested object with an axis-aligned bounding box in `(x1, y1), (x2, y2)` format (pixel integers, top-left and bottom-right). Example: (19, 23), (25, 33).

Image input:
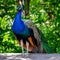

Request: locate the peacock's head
(17, 5), (23, 11)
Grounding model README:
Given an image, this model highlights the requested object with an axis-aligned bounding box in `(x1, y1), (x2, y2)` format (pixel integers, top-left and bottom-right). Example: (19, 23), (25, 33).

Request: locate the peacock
(12, 5), (39, 54)
(12, 5), (53, 54)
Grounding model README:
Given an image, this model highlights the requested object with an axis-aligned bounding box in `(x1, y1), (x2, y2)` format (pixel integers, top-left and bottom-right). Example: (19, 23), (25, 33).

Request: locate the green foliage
(30, 0), (60, 53)
(0, 0), (60, 53)
(0, 0), (22, 53)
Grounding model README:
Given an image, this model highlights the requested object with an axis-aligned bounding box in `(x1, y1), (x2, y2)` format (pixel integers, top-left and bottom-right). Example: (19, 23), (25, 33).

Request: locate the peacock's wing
(24, 20), (42, 53)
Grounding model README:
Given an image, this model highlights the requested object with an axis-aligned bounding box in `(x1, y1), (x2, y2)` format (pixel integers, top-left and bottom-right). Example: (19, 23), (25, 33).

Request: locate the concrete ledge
(0, 53), (60, 60)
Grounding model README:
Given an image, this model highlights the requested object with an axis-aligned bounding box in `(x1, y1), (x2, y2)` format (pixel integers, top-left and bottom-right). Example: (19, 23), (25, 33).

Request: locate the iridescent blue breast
(12, 11), (30, 36)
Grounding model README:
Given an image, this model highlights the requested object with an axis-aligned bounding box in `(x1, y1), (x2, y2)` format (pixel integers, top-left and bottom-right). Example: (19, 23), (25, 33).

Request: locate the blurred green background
(0, 0), (60, 53)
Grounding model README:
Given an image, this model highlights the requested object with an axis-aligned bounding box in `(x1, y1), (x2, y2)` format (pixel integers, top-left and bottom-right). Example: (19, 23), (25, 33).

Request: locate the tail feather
(36, 28), (53, 53)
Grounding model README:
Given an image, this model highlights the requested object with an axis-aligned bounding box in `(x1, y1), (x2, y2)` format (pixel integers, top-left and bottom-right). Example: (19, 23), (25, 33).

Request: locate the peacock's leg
(26, 41), (29, 54)
(23, 41), (29, 57)
(21, 40), (24, 55)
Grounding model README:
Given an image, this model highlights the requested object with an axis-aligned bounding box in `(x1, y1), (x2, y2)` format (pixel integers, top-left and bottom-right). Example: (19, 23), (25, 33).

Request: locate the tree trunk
(24, 0), (30, 16)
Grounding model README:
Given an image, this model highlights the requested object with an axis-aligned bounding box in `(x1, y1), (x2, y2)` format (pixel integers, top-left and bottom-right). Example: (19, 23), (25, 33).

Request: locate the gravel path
(0, 53), (60, 60)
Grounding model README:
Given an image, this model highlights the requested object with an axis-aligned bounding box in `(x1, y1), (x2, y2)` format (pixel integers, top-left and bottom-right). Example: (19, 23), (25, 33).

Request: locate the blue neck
(15, 11), (22, 21)
(12, 11), (26, 34)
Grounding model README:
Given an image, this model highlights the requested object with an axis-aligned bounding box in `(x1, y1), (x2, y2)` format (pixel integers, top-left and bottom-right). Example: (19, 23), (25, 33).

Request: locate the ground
(0, 53), (60, 60)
